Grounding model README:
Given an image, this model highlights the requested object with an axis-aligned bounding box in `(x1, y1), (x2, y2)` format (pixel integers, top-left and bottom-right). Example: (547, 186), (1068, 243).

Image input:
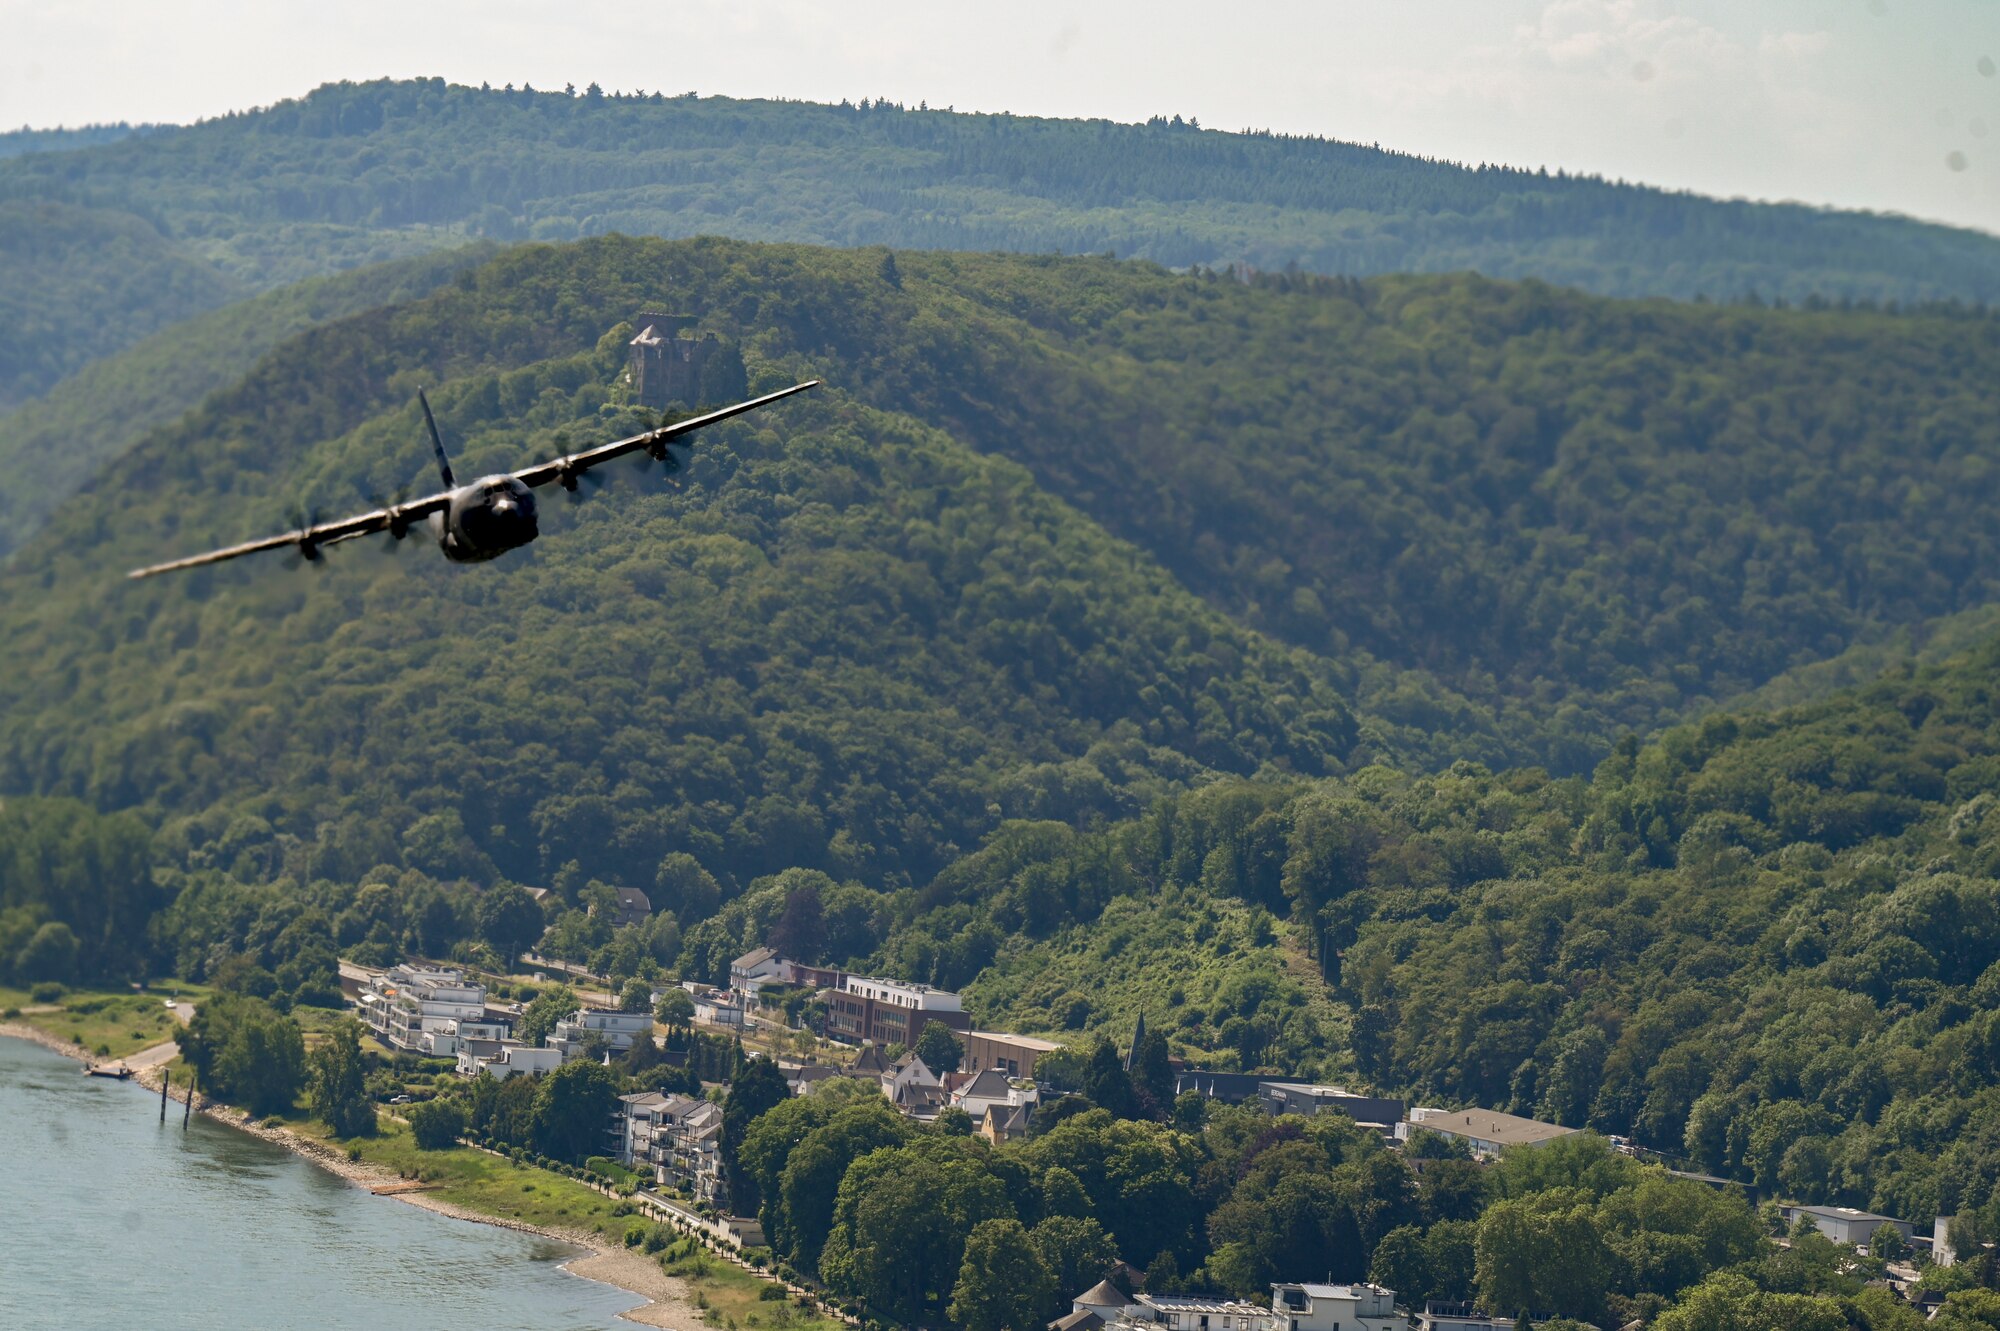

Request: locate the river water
(0, 1036), (644, 1330)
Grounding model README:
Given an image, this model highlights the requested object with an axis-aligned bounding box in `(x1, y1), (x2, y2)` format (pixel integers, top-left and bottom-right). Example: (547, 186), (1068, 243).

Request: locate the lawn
(0, 981), (208, 1059)
(661, 1239), (847, 1331)
(297, 1115), (651, 1244)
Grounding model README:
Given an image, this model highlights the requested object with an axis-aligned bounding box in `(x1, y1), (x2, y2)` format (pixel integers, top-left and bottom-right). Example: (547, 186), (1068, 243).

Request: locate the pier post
(183, 1071), (195, 1128)
(160, 1070), (170, 1123)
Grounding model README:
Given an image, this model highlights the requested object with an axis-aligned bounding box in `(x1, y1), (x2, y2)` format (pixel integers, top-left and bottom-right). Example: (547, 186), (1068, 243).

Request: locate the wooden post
(160, 1070), (170, 1123)
(183, 1071), (195, 1128)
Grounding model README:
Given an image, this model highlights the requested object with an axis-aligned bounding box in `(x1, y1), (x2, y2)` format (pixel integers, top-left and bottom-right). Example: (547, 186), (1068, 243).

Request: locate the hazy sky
(3, 0), (1996, 234)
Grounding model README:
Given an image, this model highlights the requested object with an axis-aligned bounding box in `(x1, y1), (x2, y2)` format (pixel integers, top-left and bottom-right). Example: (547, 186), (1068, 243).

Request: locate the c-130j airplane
(128, 378), (820, 579)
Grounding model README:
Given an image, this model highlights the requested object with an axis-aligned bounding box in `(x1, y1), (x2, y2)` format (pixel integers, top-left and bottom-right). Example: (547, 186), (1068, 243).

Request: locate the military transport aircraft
(128, 379), (821, 579)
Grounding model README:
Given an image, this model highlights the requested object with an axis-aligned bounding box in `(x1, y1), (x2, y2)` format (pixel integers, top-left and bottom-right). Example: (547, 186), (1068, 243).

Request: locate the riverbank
(0, 1029), (704, 1329)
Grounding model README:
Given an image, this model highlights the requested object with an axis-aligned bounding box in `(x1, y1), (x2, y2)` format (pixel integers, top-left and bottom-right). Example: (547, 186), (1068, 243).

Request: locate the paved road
(127, 1039), (180, 1070)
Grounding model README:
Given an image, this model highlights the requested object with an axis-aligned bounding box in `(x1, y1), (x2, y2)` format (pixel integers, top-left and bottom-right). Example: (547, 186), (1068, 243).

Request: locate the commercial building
(1398, 1106), (1576, 1159)
(822, 975), (969, 1047)
(963, 1029), (1065, 1079)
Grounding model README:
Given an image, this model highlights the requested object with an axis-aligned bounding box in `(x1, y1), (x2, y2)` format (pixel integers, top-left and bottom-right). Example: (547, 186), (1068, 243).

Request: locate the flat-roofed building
(1399, 1106), (1576, 1158)
(354, 964), (488, 1054)
(548, 1007), (655, 1058)
(1258, 1083), (1406, 1129)
(1416, 1303), (1516, 1331)
(964, 1030), (1065, 1078)
(1780, 1203), (1916, 1246)
(457, 1041), (561, 1080)
(823, 975), (968, 1047)
(1269, 1282), (1401, 1331)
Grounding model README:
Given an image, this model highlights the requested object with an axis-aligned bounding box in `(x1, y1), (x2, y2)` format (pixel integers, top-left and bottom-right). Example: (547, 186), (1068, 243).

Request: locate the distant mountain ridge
(5, 76), (2000, 408)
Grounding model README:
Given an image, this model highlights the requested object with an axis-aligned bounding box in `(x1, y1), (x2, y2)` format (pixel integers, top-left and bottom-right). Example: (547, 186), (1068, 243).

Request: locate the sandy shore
(1, 1027), (706, 1328)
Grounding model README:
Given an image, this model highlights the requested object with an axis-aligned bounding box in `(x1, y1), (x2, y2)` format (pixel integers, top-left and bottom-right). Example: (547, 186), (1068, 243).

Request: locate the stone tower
(627, 312), (721, 410)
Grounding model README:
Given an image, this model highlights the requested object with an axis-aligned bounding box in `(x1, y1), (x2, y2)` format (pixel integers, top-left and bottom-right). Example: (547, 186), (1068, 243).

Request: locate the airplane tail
(417, 388), (456, 489)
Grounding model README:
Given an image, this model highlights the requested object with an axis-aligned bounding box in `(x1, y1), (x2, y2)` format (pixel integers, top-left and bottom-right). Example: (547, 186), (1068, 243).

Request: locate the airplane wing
(127, 379), (822, 580)
(126, 493), (454, 579)
(509, 379), (821, 490)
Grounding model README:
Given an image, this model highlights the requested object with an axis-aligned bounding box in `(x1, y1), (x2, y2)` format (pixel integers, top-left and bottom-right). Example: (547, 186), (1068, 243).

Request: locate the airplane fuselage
(430, 475), (540, 563)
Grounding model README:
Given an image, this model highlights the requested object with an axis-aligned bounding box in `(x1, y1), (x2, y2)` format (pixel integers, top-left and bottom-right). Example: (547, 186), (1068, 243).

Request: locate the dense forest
(7, 76), (2000, 407)
(0, 242), (494, 560)
(10, 238), (2000, 775)
(7, 235), (2000, 1318)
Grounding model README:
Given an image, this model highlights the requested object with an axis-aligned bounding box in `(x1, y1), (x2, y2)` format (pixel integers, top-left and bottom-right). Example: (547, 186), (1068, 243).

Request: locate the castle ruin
(627, 312), (722, 410)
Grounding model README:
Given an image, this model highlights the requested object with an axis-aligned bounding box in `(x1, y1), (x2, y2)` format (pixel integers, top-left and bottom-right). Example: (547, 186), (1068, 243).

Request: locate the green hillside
(0, 243), (495, 560)
(895, 634), (2000, 1243)
(9, 76), (2000, 405)
(0, 249), (1359, 904)
(2, 235), (1998, 811)
(5, 233), (2000, 1264)
(0, 200), (246, 409)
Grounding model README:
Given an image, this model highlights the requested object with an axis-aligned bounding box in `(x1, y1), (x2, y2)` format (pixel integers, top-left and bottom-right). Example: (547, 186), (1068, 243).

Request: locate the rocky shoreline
(0, 1027), (704, 1329)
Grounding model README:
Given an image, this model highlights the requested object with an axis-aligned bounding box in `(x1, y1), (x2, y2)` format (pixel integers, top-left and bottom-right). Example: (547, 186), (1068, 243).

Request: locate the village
(340, 943), (1970, 1331)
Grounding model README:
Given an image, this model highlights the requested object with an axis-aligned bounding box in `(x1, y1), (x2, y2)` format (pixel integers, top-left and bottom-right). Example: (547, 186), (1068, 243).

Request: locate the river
(0, 1036), (647, 1330)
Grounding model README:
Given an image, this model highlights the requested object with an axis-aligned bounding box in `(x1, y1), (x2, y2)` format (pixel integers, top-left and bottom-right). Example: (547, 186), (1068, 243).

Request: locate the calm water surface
(0, 1036), (643, 1330)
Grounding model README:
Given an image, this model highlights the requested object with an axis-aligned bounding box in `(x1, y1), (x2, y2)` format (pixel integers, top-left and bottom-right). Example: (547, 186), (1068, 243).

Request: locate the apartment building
(822, 975), (969, 1047)
(354, 965), (490, 1055)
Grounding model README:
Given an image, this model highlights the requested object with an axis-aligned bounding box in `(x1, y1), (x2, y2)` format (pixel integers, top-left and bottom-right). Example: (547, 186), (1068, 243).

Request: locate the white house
(548, 1008), (655, 1058)
(693, 987), (747, 1029)
(729, 947), (792, 997)
(458, 1041), (562, 1080)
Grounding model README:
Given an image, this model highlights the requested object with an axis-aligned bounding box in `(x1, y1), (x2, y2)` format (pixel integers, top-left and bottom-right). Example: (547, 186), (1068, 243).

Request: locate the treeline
(9, 76), (2000, 404)
(723, 1080), (1968, 1330)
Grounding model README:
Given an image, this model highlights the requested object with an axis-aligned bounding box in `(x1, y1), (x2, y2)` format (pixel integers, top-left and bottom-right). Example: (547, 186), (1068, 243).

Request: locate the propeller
(546, 431), (613, 503)
(358, 481), (424, 548)
(282, 504), (330, 569)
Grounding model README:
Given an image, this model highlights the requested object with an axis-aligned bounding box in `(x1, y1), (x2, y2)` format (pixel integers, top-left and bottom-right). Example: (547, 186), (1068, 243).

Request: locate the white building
(1269, 1283), (1401, 1331)
(619, 1092), (726, 1204)
(457, 1041), (562, 1080)
(417, 1016), (511, 1058)
(1054, 1282), (1409, 1331)
(1111, 1293), (1271, 1331)
(1399, 1106), (1575, 1159)
(1780, 1203), (1916, 1246)
(548, 1007), (655, 1058)
(692, 987), (747, 1029)
(729, 947), (793, 997)
(354, 965), (489, 1054)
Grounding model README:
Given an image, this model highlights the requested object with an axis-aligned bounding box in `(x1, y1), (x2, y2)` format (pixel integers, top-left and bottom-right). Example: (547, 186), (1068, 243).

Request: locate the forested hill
(9, 234), (2000, 1249)
(0, 243), (495, 563)
(7, 76), (2000, 407)
(894, 626), (2000, 1241)
(7, 237), (2000, 779)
